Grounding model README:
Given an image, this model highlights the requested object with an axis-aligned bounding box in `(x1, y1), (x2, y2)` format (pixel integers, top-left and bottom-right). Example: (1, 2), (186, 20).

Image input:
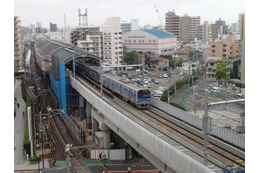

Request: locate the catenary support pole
(203, 91), (209, 166)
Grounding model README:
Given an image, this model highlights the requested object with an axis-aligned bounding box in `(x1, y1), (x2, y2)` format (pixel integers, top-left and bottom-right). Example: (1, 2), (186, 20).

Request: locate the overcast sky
(14, 0), (244, 28)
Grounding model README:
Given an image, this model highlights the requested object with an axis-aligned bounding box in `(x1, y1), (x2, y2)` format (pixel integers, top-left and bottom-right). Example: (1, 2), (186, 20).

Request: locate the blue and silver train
(74, 62), (151, 109)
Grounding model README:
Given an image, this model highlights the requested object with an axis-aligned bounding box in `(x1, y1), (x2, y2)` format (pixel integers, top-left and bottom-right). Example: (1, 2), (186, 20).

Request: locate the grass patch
(170, 102), (186, 111)
(20, 76), (32, 156)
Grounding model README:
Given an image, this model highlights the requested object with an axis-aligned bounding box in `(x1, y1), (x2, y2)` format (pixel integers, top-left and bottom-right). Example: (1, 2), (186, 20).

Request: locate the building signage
(128, 36), (145, 38)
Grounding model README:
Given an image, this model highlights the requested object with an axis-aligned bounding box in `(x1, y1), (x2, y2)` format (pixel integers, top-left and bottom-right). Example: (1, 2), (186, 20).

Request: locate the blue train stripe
(138, 98), (150, 102)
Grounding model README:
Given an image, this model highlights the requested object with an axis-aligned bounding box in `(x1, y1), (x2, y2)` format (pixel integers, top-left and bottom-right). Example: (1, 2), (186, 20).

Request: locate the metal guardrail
(151, 98), (245, 149)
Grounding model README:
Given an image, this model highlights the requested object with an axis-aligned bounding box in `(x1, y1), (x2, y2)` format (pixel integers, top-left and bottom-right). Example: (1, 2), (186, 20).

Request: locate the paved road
(14, 79), (27, 167)
(14, 79), (50, 171)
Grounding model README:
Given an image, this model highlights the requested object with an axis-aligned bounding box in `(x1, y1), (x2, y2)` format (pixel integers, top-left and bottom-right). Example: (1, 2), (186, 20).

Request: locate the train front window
(138, 90), (150, 98)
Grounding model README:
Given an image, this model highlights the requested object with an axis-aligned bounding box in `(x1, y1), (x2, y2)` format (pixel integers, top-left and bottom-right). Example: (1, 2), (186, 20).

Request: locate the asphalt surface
(14, 79), (27, 167)
(14, 79), (50, 172)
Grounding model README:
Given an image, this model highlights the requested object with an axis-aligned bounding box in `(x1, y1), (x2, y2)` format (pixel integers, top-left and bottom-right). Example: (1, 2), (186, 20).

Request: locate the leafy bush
(170, 102), (186, 111)
(21, 77), (32, 156)
(235, 83), (245, 88)
(23, 112), (30, 156)
(160, 90), (168, 102)
(29, 155), (41, 162)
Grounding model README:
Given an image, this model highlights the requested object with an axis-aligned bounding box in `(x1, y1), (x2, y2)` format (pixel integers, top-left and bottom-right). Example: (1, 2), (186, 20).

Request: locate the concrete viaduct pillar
(86, 101), (92, 129)
(79, 95), (84, 120)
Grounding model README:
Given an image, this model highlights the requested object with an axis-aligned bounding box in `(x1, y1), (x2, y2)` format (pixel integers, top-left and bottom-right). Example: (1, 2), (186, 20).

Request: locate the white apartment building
(70, 26), (102, 58)
(123, 29), (177, 56)
(77, 34), (102, 58)
(100, 17), (123, 65)
(14, 16), (24, 71)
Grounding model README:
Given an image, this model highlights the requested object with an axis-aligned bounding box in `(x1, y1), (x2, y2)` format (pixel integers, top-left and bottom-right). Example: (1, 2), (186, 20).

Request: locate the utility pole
(203, 91), (209, 166)
(100, 60), (103, 99)
(189, 61), (191, 86)
(202, 95), (245, 166)
(40, 129), (45, 169)
(73, 55), (75, 77)
(64, 14), (66, 43)
(142, 57), (145, 86)
(175, 81), (177, 95)
(167, 65), (170, 103)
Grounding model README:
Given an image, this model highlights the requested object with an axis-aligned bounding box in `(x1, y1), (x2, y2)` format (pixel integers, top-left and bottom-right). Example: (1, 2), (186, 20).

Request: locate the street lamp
(40, 129), (45, 168)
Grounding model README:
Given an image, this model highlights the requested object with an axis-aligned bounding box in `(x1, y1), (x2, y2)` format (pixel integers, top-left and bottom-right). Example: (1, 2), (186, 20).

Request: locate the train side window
(131, 91), (135, 98)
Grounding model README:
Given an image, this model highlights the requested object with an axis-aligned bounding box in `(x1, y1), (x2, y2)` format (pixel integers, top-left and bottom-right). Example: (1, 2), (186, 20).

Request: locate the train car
(74, 62), (151, 109)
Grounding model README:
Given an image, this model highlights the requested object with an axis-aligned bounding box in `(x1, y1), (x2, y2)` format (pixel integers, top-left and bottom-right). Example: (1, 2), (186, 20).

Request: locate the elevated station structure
(31, 39), (102, 118)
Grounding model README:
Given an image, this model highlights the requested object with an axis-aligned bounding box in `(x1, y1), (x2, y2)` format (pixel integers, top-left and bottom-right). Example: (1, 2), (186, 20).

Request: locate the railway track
(142, 108), (245, 169)
(36, 75), (89, 173)
(75, 74), (245, 172)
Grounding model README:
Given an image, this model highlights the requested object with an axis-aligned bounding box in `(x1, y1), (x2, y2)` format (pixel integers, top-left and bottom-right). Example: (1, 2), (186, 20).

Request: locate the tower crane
(154, 5), (164, 30)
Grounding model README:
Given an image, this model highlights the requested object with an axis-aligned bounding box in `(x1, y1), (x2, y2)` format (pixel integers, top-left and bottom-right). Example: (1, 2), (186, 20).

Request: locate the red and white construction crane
(154, 5), (164, 30)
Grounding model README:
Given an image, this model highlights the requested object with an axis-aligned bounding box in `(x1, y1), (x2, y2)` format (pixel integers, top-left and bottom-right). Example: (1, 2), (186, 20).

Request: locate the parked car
(131, 78), (137, 82)
(235, 93), (244, 99)
(159, 73), (163, 78)
(153, 79), (160, 84)
(152, 90), (163, 98)
(212, 87), (219, 92)
(163, 74), (168, 78)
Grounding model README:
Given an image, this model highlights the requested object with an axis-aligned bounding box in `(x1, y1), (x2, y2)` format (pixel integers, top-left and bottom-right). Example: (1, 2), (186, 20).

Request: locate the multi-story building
(120, 19), (139, 34)
(69, 17), (123, 65)
(136, 52), (156, 69)
(70, 26), (102, 58)
(209, 33), (239, 59)
(204, 56), (230, 81)
(179, 15), (190, 43)
(121, 21), (131, 34)
(14, 16), (24, 71)
(189, 16), (200, 42)
(197, 21), (209, 43)
(197, 25), (203, 41)
(36, 21), (41, 28)
(165, 11), (200, 43)
(30, 24), (35, 33)
(202, 21), (209, 43)
(209, 24), (218, 41)
(100, 17), (123, 65)
(50, 22), (58, 32)
(240, 40), (245, 82)
(239, 13), (245, 41)
(181, 60), (199, 74)
(229, 23), (238, 33)
(165, 11), (179, 38)
(123, 29), (177, 56)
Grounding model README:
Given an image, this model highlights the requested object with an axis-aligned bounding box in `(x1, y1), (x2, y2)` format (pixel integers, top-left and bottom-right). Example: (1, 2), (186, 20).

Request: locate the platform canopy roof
(33, 39), (102, 64)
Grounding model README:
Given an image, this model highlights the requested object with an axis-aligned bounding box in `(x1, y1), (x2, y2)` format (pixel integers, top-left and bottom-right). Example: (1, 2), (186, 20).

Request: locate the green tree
(230, 70), (235, 79)
(123, 51), (137, 65)
(192, 69), (197, 76)
(215, 59), (228, 83)
(169, 60), (175, 68)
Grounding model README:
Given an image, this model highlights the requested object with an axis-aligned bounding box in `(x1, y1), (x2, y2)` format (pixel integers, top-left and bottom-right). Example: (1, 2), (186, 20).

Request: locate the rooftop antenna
(78, 8), (88, 26)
